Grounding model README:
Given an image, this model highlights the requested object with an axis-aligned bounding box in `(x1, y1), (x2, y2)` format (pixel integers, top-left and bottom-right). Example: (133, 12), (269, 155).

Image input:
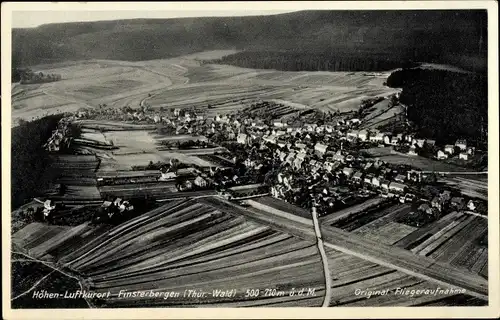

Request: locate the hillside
(386, 68), (487, 147)
(12, 10), (487, 72)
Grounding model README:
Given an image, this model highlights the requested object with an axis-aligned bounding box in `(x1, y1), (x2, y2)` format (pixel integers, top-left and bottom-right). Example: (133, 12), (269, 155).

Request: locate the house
(388, 182), (407, 193)
(314, 143), (328, 155)
(437, 150), (448, 160)
(327, 153), (342, 163)
(418, 203), (431, 212)
(315, 126), (325, 134)
(405, 134), (415, 143)
(364, 174), (374, 185)
(358, 130), (369, 141)
(237, 133), (249, 144)
(347, 130), (359, 139)
(451, 197), (465, 209)
(381, 180), (390, 190)
(467, 200), (476, 211)
(408, 146), (418, 156)
(343, 167), (354, 177)
(276, 130), (286, 136)
(426, 139), (436, 146)
(444, 145), (455, 154)
(431, 196), (446, 211)
(459, 152), (468, 160)
(173, 108), (181, 117)
(324, 125), (334, 133)
(295, 142), (307, 152)
(194, 176), (208, 188)
(285, 152), (296, 165)
(352, 172), (363, 182)
(415, 139), (425, 148)
(293, 157), (305, 170)
(372, 177), (383, 187)
(455, 139), (467, 150)
(441, 190), (452, 201)
(364, 162), (373, 171)
(384, 135), (391, 145)
(348, 118), (361, 125)
(263, 135), (277, 144)
(467, 147), (476, 155)
(391, 137), (400, 146)
(370, 132), (385, 143)
(394, 174), (406, 183)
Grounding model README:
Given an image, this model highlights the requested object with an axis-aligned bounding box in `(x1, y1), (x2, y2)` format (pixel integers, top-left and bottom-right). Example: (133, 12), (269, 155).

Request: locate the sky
(12, 10), (297, 28)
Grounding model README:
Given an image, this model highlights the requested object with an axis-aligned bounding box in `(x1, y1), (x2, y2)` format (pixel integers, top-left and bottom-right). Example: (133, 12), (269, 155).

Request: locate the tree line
(206, 51), (418, 72)
(16, 68), (62, 84)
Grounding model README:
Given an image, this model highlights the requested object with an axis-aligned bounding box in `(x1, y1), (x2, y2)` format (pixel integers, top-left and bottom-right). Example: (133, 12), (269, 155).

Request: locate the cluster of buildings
(436, 139), (475, 161)
(59, 98), (484, 221)
(43, 117), (74, 152)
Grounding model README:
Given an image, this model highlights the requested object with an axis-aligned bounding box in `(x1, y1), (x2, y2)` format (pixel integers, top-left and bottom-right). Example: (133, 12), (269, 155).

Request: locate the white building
(370, 132), (385, 143)
(347, 130), (359, 139)
(389, 182), (407, 193)
(415, 139), (426, 148)
(408, 146), (418, 156)
(437, 150), (448, 160)
(444, 145), (455, 154)
(194, 176), (208, 188)
(459, 152), (469, 160)
(314, 143), (328, 155)
(455, 139), (467, 150)
(343, 167), (354, 177)
(263, 135), (277, 144)
(384, 136), (391, 145)
(358, 130), (369, 141)
(237, 133), (249, 144)
(371, 176), (382, 187)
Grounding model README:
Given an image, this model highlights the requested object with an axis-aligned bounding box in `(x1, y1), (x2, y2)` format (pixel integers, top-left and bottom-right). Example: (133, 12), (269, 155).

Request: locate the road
(203, 197), (488, 301)
(422, 171), (488, 175)
(311, 207), (331, 307)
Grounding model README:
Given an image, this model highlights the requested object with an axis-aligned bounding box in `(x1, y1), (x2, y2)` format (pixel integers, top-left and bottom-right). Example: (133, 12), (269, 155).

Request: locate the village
(38, 93), (487, 228)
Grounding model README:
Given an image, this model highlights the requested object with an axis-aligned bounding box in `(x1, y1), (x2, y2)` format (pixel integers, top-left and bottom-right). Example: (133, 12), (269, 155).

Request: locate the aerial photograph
(8, 7), (490, 309)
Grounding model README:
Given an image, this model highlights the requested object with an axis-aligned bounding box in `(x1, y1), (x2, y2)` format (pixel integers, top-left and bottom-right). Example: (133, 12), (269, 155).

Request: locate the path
(11, 270), (56, 301)
(312, 207), (332, 307)
(11, 250), (94, 308)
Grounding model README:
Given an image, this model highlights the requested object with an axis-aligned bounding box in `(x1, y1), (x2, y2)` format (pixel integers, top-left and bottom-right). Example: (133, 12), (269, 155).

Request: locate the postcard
(2, 1), (498, 319)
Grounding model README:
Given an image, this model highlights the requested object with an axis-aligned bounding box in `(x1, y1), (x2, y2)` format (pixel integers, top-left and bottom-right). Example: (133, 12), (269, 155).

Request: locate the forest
(386, 68), (487, 147)
(12, 10), (486, 72)
(206, 51), (419, 72)
(11, 115), (64, 209)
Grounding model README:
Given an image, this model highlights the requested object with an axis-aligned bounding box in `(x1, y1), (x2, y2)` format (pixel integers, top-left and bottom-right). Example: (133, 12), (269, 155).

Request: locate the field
(12, 51), (400, 125)
(312, 194), (489, 279)
(11, 198), (487, 307)
(438, 176), (488, 200)
(362, 147), (470, 172)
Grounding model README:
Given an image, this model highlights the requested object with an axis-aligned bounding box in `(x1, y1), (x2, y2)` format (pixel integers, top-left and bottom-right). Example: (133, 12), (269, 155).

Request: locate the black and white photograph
(2, 1), (498, 318)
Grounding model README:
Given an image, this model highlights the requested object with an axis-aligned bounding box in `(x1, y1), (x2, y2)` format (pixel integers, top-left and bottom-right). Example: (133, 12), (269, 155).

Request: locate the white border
(2, 1), (499, 319)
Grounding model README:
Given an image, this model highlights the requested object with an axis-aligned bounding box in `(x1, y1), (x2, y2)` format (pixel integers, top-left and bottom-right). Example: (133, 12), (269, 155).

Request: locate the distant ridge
(13, 10), (487, 72)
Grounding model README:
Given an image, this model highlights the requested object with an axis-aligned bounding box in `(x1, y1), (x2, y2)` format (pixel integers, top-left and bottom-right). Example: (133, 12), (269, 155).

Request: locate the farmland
(11, 198), (487, 307)
(12, 50), (400, 125)
(362, 147), (470, 172)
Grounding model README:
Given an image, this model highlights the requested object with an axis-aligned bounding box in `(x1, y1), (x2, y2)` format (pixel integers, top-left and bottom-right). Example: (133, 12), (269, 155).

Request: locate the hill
(386, 68), (487, 147)
(12, 10), (487, 72)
